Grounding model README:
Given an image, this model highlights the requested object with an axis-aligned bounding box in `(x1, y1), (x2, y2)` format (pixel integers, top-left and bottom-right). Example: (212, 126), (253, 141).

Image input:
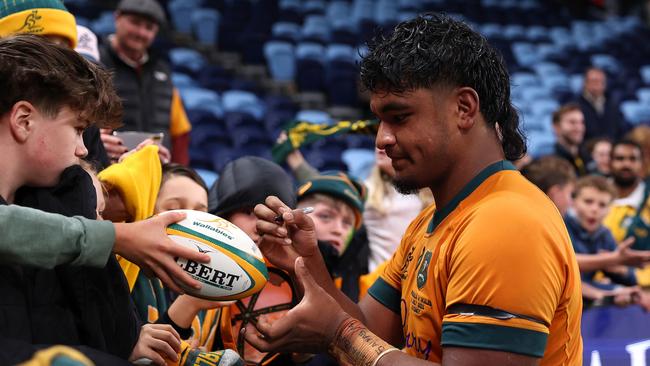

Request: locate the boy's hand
(129, 324), (181, 365)
(615, 237), (650, 268)
(253, 196), (320, 274)
(113, 211), (210, 294)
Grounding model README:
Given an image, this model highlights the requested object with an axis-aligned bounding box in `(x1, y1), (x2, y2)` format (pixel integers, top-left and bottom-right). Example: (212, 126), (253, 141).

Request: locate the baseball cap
(211, 156), (296, 217)
(117, 0), (167, 27)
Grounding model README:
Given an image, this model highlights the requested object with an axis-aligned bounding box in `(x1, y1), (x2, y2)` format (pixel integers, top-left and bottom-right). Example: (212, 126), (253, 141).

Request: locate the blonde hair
(365, 165), (433, 215)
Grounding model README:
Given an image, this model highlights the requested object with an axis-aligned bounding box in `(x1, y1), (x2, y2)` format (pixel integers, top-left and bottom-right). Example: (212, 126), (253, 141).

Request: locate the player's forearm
(167, 296), (201, 329)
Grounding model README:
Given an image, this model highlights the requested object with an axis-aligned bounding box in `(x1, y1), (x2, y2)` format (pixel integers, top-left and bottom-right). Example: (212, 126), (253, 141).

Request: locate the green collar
(427, 160), (516, 233)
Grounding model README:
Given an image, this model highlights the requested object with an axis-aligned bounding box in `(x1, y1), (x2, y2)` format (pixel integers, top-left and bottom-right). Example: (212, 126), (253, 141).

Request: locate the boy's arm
(0, 204), (114, 268)
(0, 206), (210, 294)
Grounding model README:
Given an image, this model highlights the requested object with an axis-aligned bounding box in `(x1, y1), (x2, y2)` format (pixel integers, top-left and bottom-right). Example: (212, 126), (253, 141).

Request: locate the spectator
(552, 103), (588, 176)
(565, 175), (650, 310)
(521, 156), (576, 216)
(0, 33), (183, 366)
(584, 137), (613, 176)
(364, 148), (432, 272)
(0, 0), (110, 170)
(99, 0), (191, 165)
(210, 156), (301, 366)
(576, 67), (627, 140)
(626, 125), (650, 178)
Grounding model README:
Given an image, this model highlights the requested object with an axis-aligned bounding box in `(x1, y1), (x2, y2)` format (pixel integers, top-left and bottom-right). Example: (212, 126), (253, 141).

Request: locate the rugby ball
(165, 210), (268, 300)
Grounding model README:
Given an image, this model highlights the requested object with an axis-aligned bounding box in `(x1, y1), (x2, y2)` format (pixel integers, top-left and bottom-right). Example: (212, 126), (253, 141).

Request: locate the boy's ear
(8, 101), (37, 142)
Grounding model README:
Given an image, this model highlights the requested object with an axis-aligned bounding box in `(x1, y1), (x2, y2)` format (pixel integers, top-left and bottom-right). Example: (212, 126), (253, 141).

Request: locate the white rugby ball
(165, 210), (268, 300)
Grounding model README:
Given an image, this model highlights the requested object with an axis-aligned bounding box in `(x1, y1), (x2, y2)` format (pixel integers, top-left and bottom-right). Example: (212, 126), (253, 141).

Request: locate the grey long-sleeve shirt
(0, 205), (114, 268)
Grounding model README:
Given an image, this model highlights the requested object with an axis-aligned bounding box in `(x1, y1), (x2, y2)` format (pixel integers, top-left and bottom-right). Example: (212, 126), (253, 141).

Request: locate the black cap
(117, 0), (167, 27)
(210, 156), (296, 217)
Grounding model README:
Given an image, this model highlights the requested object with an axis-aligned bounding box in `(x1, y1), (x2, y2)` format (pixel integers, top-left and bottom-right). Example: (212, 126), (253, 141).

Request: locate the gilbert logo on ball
(164, 210), (268, 300)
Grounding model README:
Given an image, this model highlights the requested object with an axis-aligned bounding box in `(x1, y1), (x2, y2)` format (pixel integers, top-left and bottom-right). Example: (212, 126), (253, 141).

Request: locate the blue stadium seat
(296, 110), (332, 124)
(303, 0), (326, 15)
(301, 15), (330, 43)
(194, 169), (219, 188)
(511, 72), (540, 88)
(171, 73), (197, 88)
(326, 44), (356, 62)
(637, 88), (650, 103)
(222, 90), (264, 120)
(342, 148), (375, 180)
(272, 22), (301, 43)
(639, 65), (650, 85)
(527, 131), (556, 158)
(296, 42), (326, 91)
(326, 1), (350, 23)
(530, 99), (560, 118)
(168, 0), (202, 34)
(191, 8), (220, 46)
(169, 48), (206, 76)
(178, 87), (220, 110)
(590, 54), (620, 74)
(89, 11), (115, 37)
(264, 41), (296, 81)
(569, 74), (584, 95)
(621, 101), (650, 125)
(224, 111), (262, 130)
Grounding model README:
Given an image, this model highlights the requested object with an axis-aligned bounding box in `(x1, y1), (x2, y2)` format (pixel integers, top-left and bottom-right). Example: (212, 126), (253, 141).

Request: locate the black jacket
(0, 165), (139, 365)
(576, 94), (628, 141)
(99, 41), (174, 149)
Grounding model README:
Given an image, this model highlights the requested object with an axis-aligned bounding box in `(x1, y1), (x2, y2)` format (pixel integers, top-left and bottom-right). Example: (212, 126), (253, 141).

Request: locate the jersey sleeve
(441, 200), (569, 358)
(170, 88), (192, 137)
(367, 205), (435, 315)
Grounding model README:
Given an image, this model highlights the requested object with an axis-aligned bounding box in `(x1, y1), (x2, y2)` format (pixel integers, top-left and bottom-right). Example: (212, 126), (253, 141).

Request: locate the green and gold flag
(272, 119), (379, 163)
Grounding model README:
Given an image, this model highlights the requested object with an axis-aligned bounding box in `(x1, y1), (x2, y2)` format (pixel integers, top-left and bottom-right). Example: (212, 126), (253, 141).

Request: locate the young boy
(0, 34), (184, 366)
(566, 176), (650, 309)
(296, 172), (368, 301)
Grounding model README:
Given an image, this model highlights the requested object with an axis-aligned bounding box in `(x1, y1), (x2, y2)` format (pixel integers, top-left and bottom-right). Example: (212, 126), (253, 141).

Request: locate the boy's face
(24, 105), (88, 187)
(573, 186), (612, 233)
(154, 175), (208, 214)
(302, 201), (355, 256)
(228, 209), (259, 243)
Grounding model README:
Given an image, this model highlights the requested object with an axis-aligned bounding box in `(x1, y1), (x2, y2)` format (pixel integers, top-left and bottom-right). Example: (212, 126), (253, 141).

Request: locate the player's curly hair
(360, 13), (526, 161)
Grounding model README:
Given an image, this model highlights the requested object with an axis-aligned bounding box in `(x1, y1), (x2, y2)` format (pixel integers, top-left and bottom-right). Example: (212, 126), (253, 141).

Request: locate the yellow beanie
(0, 0), (78, 48)
(98, 145), (162, 222)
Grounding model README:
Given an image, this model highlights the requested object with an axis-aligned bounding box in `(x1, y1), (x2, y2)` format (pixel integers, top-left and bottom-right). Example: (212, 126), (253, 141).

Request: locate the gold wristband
(327, 316), (396, 366)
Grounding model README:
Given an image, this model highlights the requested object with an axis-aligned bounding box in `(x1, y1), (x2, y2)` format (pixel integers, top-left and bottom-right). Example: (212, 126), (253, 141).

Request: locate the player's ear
(8, 101), (38, 143)
(456, 87), (479, 130)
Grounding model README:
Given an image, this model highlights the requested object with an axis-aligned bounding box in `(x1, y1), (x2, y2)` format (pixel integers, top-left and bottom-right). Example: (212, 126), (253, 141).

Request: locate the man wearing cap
(100, 0), (192, 165)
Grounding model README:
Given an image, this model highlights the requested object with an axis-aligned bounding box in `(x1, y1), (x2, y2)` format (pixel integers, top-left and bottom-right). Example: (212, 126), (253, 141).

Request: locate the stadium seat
(296, 42), (326, 91)
(194, 169), (219, 188)
(89, 11), (115, 37)
(342, 148), (375, 180)
(637, 88), (650, 103)
(171, 73), (197, 88)
(191, 8), (220, 46)
(621, 101), (650, 125)
(168, 0), (201, 34)
(264, 41), (296, 81)
(222, 90), (264, 120)
(272, 22), (301, 43)
(169, 48), (206, 76)
(178, 87), (220, 111)
(640, 65), (650, 85)
(296, 110), (332, 124)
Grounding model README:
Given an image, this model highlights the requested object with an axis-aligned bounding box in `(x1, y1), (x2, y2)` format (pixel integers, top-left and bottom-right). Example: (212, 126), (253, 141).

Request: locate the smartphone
(113, 131), (164, 151)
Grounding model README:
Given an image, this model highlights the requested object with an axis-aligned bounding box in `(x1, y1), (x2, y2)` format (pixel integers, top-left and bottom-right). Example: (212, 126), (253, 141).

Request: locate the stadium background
(65, 0), (650, 364)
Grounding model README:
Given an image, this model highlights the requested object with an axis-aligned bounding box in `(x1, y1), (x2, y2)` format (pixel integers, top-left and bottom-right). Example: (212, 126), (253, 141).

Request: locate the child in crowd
(98, 145), (243, 365)
(0, 34), (183, 366)
(209, 156), (302, 366)
(565, 176), (650, 309)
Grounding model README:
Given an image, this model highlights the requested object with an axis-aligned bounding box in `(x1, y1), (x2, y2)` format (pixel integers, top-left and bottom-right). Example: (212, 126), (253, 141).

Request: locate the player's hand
(129, 324), (182, 365)
(100, 128), (128, 161)
(243, 257), (348, 354)
(254, 196), (320, 274)
(615, 237), (650, 268)
(113, 211), (210, 294)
